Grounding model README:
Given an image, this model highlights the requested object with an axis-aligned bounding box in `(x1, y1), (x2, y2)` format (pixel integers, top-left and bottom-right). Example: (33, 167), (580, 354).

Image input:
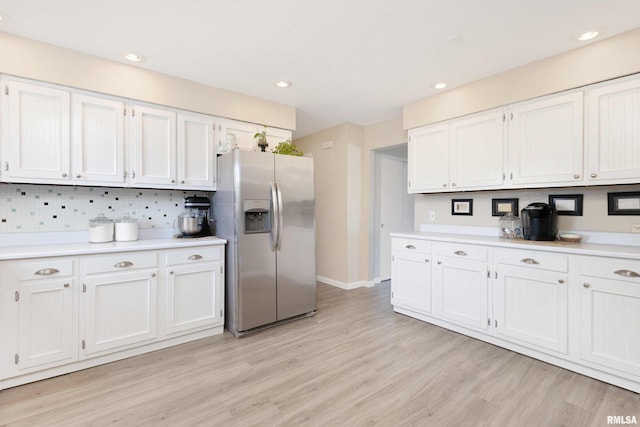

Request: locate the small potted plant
(254, 126), (268, 152)
(272, 139), (304, 156)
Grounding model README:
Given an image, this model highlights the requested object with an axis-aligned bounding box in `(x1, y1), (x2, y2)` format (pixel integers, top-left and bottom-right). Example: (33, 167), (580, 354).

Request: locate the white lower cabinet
(390, 235), (640, 393)
(580, 256), (640, 378)
(165, 247), (224, 335)
(494, 264), (568, 354)
(0, 243), (225, 390)
(433, 256), (489, 332)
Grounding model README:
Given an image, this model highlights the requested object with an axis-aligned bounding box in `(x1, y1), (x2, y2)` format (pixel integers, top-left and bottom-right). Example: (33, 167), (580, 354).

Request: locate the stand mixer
(176, 196), (213, 238)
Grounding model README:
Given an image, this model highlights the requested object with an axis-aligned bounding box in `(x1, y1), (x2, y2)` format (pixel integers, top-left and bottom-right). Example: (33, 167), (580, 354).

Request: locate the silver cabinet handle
(188, 254), (203, 260)
(114, 261), (133, 268)
(131, 171), (136, 179)
(590, 173), (597, 178)
(405, 245), (416, 250)
(454, 250), (467, 256)
(181, 180), (185, 184)
(151, 273), (156, 278)
(170, 271), (174, 275)
(442, 183), (447, 187)
(75, 174), (81, 178)
(35, 268), (60, 276)
(425, 259), (429, 263)
(451, 183), (456, 187)
(583, 283), (591, 288)
(437, 261), (442, 265)
(573, 174), (580, 179)
(171, 179), (175, 183)
(614, 269), (640, 278)
(61, 173), (68, 178)
(64, 283), (70, 288)
(558, 279), (565, 284)
(520, 258), (539, 265)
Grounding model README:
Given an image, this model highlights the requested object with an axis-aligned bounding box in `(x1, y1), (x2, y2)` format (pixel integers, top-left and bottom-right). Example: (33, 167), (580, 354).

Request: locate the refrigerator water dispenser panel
(244, 199), (271, 233)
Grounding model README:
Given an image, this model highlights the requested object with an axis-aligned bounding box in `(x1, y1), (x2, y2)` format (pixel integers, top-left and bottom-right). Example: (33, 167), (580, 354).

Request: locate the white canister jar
(89, 214), (114, 243)
(115, 214), (139, 242)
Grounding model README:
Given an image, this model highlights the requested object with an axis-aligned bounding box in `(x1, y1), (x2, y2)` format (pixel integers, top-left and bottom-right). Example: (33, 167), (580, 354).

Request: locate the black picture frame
(608, 192), (640, 215)
(451, 199), (473, 216)
(491, 198), (519, 217)
(549, 194), (584, 216)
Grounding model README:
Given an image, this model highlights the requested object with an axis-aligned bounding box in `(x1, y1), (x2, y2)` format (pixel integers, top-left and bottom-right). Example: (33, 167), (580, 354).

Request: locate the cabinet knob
(558, 279), (565, 284)
(171, 179), (176, 183)
(590, 173), (597, 178)
(64, 283), (70, 288)
(451, 183), (456, 187)
(583, 283), (591, 288)
(170, 271), (174, 275)
(573, 174), (579, 179)
(181, 180), (185, 184)
(442, 183), (447, 187)
(425, 259), (429, 263)
(62, 173), (68, 178)
(151, 273), (156, 278)
(76, 174), (81, 179)
(437, 261), (442, 265)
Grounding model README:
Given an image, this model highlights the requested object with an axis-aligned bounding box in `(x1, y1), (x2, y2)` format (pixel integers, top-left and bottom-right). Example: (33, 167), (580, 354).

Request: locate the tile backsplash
(0, 184), (210, 234)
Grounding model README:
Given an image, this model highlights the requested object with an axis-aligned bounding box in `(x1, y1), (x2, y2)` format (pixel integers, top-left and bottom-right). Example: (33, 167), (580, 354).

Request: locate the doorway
(370, 144), (414, 283)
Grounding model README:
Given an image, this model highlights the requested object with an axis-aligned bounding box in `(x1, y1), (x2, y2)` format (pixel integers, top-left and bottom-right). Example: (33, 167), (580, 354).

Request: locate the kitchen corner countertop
(391, 231), (640, 260)
(0, 235), (227, 261)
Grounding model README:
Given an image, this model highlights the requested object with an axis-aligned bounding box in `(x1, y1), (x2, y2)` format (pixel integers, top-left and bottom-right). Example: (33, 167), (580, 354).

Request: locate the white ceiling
(0, 1), (639, 138)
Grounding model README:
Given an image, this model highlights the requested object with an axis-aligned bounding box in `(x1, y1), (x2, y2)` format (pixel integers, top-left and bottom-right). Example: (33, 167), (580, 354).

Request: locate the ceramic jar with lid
(89, 214), (114, 243)
(115, 213), (139, 242)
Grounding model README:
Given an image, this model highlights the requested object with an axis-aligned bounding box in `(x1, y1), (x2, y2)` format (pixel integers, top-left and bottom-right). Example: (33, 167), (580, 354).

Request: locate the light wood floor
(1, 281), (639, 426)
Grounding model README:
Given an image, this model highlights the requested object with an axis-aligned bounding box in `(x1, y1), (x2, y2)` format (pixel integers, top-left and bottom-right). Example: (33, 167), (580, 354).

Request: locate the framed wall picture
(491, 198), (519, 216)
(549, 194), (583, 216)
(608, 192), (640, 215)
(451, 199), (473, 216)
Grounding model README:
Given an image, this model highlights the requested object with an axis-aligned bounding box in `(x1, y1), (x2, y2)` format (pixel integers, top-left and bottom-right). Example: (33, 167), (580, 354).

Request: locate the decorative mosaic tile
(0, 184), (212, 234)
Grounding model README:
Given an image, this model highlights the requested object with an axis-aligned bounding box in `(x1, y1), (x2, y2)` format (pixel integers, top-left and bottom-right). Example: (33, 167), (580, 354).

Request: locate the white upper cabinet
(130, 104), (177, 188)
(218, 119), (259, 153)
(586, 76), (640, 184)
(408, 123), (450, 193)
(1, 79), (71, 183)
(71, 93), (125, 185)
(177, 112), (216, 190)
(265, 127), (292, 151)
(450, 109), (506, 190)
(508, 92), (584, 187)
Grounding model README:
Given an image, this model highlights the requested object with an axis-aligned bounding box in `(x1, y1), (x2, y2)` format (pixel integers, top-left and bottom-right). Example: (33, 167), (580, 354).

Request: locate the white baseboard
(317, 276), (375, 290)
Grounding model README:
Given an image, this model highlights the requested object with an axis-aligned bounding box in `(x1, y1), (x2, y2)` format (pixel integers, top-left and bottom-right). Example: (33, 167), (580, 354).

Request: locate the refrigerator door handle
(270, 181), (279, 252)
(275, 181), (284, 251)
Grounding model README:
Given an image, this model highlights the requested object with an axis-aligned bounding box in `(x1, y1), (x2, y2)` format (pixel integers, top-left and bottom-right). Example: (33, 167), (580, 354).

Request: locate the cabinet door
(130, 105), (176, 187)
(218, 119), (260, 153)
(450, 109), (505, 190)
(391, 251), (432, 314)
(82, 270), (157, 357)
(508, 92), (583, 186)
(71, 94), (125, 185)
(407, 123), (450, 193)
(433, 257), (489, 332)
(1, 80), (71, 183)
(494, 265), (568, 354)
(265, 127), (292, 152)
(166, 261), (223, 335)
(586, 77), (640, 184)
(580, 277), (640, 378)
(18, 279), (76, 369)
(177, 112), (216, 190)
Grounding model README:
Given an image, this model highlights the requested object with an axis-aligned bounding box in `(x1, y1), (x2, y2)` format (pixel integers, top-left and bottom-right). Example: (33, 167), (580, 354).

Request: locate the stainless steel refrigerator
(213, 149), (316, 336)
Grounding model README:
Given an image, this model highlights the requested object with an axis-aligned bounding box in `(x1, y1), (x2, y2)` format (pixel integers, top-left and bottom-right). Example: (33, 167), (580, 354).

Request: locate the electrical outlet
(428, 211), (436, 221)
(632, 224), (640, 233)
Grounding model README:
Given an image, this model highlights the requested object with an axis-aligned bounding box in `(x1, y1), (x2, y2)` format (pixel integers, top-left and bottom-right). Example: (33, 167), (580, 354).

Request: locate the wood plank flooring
(1, 281), (639, 426)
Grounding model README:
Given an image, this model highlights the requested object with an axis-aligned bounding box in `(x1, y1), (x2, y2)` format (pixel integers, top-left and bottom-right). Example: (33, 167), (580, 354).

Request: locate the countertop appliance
(213, 149), (316, 336)
(521, 202), (558, 241)
(177, 196), (213, 238)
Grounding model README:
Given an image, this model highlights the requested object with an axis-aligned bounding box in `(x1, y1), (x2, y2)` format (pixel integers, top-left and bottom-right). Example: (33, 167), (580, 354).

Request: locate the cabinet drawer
(18, 258), (74, 281)
(392, 238), (431, 254)
(580, 256), (640, 284)
(496, 249), (568, 273)
(166, 246), (223, 265)
(433, 242), (487, 262)
(85, 252), (157, 274)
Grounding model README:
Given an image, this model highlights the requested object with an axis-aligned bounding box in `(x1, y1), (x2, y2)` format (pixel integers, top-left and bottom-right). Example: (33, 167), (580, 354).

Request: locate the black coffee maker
(520, 203), (558, 241)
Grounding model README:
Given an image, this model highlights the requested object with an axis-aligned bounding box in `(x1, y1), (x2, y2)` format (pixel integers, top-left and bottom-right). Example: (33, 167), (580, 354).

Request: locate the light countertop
(392, 226), (640, 260)
(0, 231), (226, 260)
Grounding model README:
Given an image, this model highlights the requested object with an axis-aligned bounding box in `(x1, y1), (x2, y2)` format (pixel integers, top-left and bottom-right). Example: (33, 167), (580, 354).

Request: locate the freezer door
(275, 154), (317, 320)
(236, 150), (277, 331)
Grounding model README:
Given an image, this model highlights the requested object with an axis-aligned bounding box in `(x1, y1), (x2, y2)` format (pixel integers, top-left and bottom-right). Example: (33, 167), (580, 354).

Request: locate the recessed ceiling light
(123, 52), (144, 62)
(578, 31), (599, 41)
(433, 82), (447, 90)
(275, 80), (292, 88)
